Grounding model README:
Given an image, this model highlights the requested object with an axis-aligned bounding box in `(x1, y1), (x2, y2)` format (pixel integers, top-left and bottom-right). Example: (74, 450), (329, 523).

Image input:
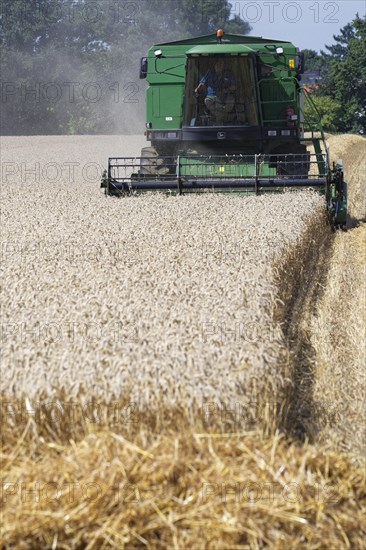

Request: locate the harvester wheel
(140, 147), (170, 176)
(269, 145), (310, 179)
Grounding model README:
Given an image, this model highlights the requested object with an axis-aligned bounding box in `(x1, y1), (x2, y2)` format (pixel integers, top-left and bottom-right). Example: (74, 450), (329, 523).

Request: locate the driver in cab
(195, 58), (237, 124)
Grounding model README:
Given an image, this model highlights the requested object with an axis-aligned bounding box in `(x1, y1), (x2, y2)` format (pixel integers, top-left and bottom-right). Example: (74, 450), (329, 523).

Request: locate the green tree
(305, 95), (342, 132)
(317, 14), (366, 134)
(302, 49), (328, 76)
(322, 22), (356, 60)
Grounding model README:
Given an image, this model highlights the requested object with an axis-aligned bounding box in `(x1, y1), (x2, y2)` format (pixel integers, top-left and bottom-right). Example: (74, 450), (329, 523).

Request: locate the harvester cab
(189, 55), (248, 127)
(103, 30), (347, 229)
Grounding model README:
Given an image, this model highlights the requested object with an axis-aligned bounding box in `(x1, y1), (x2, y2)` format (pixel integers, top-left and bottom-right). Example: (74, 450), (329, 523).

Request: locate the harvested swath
(302, 134), (366, 456)
(311, 225), (366, 456)
(1, 425), (365, 549)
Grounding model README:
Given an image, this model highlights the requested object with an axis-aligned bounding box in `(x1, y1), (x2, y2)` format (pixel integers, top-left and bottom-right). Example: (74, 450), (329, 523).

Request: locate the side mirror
(140, 57), (148, 79)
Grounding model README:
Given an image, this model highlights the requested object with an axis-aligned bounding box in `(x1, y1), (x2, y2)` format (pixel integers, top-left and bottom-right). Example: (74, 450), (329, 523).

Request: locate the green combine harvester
(102, 30), (347, 228)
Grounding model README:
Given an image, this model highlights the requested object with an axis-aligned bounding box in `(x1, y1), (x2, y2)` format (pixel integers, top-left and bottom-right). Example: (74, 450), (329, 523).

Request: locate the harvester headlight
(276, 47), (284, 55)
(154, 131), (178, 139)
(268, 130), (277, 136)
(154, 49), (163, 58)
(146, 122), (152, 129)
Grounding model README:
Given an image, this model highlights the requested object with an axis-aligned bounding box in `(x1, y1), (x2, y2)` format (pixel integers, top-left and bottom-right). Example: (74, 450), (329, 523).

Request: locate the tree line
(0, 0), (250, 134)
(303, 14), (365, 134)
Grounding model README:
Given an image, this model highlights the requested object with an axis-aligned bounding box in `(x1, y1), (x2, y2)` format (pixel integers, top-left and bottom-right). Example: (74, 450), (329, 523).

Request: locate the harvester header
(102, 30), (347, 228)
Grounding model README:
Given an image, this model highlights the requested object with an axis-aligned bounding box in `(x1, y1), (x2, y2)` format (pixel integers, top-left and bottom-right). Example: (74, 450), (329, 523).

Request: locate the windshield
(184, 55), (260, 127)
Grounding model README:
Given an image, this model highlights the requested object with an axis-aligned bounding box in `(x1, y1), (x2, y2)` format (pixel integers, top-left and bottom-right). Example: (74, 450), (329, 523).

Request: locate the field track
(310, 135), (366, 454)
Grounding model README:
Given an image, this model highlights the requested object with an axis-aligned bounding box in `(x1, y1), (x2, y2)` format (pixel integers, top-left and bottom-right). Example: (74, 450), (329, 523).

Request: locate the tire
(269, 145), (310, 178)
(140, 146), (170, 176)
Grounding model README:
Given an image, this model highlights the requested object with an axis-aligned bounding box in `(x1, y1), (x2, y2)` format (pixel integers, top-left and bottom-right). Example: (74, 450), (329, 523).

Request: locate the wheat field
(1, 134), (365, 549)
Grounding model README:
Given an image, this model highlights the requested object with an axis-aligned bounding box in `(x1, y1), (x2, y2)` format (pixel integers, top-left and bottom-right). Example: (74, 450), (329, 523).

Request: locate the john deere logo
(217, 132), (226, 140)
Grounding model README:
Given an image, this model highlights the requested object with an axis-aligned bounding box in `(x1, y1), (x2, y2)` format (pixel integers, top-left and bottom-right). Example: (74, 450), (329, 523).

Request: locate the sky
(232, 0), (366, 51)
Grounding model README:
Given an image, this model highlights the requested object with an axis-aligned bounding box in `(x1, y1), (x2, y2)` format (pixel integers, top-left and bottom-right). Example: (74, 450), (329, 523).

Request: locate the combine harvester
(102, 30), (347, 228)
